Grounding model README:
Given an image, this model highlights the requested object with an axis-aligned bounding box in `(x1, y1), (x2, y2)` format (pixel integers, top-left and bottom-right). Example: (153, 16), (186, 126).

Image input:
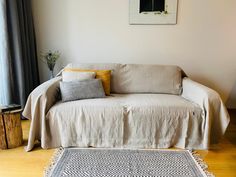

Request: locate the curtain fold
(0, 0), (39, 106)
(0, 0), (11, 104)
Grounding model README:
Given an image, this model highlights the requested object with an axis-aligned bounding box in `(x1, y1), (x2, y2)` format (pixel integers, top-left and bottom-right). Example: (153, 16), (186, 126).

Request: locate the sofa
(23, 63), (230, 151)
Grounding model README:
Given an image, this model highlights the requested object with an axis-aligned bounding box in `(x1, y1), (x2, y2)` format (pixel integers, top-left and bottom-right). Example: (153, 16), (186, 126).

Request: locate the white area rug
(45, 148), (214, 177)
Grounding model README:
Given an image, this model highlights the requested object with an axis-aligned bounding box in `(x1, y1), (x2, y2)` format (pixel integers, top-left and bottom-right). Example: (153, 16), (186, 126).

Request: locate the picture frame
(129, 0), (178, 25)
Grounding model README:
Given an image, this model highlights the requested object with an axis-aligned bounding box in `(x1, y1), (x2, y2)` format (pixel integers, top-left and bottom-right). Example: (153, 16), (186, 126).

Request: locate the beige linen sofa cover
(23, 63), (230, 151)
(66, 63), (182, 94)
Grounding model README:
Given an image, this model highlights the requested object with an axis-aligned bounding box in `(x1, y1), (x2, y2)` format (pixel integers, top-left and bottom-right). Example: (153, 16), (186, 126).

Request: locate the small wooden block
(4, 113), (23, 148)
(0, 112), (23, 149)
(0, 114), (7, 149)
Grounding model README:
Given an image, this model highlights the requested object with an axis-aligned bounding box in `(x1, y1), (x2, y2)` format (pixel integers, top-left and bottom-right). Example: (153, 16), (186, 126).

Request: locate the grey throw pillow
(60, 79), (106, 102)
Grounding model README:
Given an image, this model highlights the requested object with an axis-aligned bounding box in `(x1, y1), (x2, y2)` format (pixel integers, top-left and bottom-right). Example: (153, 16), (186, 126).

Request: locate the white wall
(32, 0), (236, 108)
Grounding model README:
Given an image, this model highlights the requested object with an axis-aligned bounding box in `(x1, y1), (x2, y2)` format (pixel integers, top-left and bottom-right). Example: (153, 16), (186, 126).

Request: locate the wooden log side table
(0, 110), (23, 149)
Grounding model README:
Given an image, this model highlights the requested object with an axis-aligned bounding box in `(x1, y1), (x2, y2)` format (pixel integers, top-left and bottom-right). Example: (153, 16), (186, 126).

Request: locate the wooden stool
(0, 110), (23, 149)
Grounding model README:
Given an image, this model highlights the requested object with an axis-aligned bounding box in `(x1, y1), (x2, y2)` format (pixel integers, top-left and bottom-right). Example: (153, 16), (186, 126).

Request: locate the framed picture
(129, 0), (178, 25)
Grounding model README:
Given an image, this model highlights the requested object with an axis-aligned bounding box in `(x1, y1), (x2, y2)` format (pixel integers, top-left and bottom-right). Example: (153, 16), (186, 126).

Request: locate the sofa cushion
(60, 79), (106, 102)
(62, 71), (95, 82)
(47, 95), (125, 147)
(64, 68), (111, 95)
(65, 63), (182, 95)
(118, 94), (203, 148)
(47, 93), (203, 148)
(65, 63), (122, 93)
(115, 64), (182, 94)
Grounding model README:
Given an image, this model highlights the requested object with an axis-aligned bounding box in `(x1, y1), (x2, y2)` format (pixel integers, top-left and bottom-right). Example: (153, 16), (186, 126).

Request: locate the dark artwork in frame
(139, 0), (165, 13)
(129, 0), (178, 25)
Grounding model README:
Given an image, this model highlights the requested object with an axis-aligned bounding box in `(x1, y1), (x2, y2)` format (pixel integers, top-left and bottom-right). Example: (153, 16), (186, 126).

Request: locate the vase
(49, 70), (54, 79)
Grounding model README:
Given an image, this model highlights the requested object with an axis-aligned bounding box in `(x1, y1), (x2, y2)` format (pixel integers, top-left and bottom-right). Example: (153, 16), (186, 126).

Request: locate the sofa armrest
(23, 77), (62, 119)
(22, 76), (62, 151)
(181, 77), (230, 146)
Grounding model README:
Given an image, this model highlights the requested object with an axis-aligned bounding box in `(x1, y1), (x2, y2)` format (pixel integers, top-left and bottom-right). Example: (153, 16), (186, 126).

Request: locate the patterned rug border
(44, 148), (214, 177)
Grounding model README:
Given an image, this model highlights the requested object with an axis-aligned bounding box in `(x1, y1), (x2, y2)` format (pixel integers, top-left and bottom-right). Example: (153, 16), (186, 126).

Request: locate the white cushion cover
(62, 71), (95, 82)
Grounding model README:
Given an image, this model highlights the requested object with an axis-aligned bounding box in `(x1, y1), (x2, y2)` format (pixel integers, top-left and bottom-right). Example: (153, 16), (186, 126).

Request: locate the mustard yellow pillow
(64, 68), (111, 95)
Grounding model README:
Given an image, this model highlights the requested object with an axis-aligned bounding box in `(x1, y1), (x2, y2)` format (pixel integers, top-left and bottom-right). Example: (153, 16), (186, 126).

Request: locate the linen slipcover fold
(23, 77), (230, 151)
(23, 77), (61, 151)
(181, 77), (230, 145)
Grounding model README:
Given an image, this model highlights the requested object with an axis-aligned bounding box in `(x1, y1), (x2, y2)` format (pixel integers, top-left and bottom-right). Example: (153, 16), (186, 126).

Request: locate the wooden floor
(0, 110), (236, 177)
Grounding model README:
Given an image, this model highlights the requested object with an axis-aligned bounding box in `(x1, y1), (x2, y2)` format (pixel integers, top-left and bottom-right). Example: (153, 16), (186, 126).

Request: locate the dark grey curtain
(2, 0), (39, 106)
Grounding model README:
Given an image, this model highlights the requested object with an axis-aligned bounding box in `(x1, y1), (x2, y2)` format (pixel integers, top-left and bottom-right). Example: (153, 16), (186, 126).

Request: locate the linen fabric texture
(22, 75), (229, 151)
(62, 71), (95, 82)
(64, 68), (111, 95)
(64, 63), (182, 95)
(60, 79), (106, 102)
(47, 93), (203, 149)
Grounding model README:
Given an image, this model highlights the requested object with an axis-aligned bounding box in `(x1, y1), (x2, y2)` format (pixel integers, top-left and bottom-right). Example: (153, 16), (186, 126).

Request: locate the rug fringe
(44, 147), (64, 177)
(190, 150), (215, 177)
